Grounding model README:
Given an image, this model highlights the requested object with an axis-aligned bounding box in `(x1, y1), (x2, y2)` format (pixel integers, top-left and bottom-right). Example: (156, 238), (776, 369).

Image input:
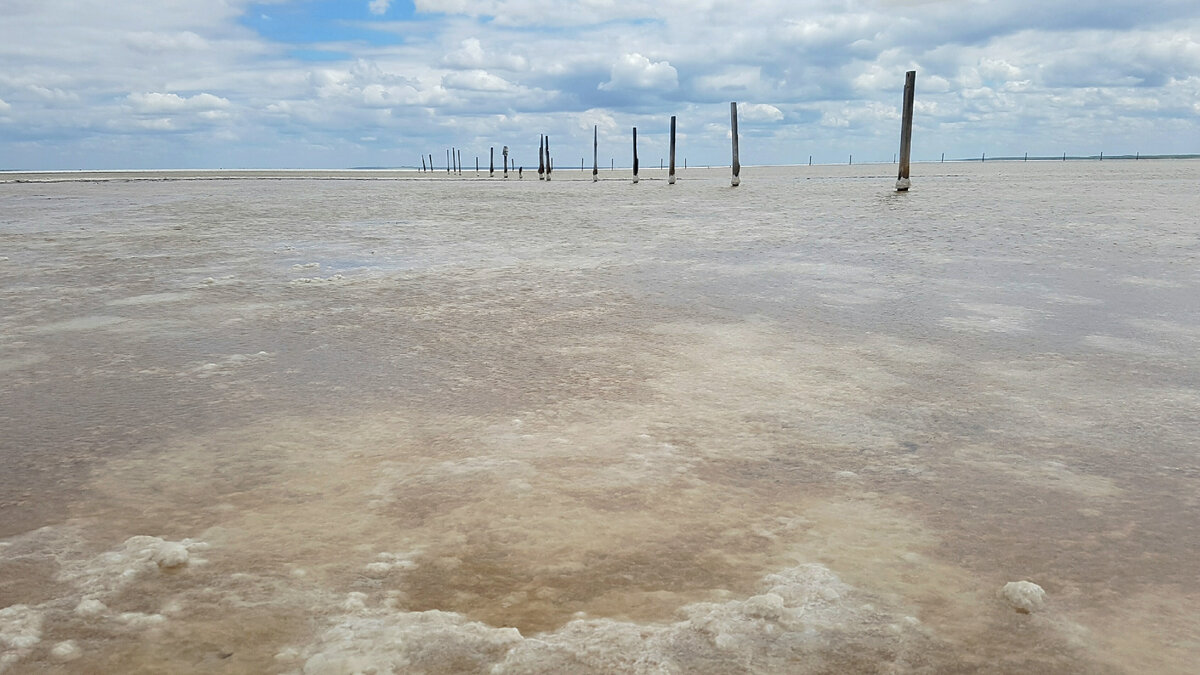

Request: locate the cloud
(599, 53), (678, 91)
(368, 0), (392, 16)
(127, 92), (230, 113)
(740, 103), (784, 122)
(0, 97), (10, 114)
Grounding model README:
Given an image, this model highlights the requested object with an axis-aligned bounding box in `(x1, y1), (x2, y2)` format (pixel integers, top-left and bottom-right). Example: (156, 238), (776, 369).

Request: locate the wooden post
(421, 156), (426, 172)
(730, 101), (740, 187)
(503, 146), (509, 178)
(538, 135), (545, 180)
(451, 147), (456, 173)
(476, 157), (479, 174)
(490, 147), (494, 177)
(896, 70), (915, 191)
(429, 154), (434, 173)
(849, 154), (852, 165)
(809, 155), (812, 166)
(982, 152), (985, 162)
(632, 127), (639, 184)
(1100, 151), (1104, 161)
(941, 152), (944, 163)
(593, 125), (599, 182)
(668, 115), (676, 185)
(1024, 152), (1028, 162)
(545, 136), (551, 181)
(446, 149), (451, 173)
(457, 149), (462, 174)
(1063, 152), (1066, 161)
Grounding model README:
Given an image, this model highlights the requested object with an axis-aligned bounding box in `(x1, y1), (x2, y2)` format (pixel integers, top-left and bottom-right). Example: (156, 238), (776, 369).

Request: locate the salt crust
(999, 580), (1046, 613)
(284, 563), (929, 675)
(0, 532), (206, 672)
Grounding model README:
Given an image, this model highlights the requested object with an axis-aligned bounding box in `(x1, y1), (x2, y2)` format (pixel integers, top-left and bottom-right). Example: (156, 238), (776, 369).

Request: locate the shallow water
(1, 162), (1198, 673)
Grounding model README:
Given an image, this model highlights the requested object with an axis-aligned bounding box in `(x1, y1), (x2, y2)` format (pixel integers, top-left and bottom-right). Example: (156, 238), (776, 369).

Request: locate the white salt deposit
(1000, 580), (1046, 613)
(152, 541), (190, 568)
(50, 640), (82, 662)
(282, 563), (929, 675)
(0, 605), (43, 671)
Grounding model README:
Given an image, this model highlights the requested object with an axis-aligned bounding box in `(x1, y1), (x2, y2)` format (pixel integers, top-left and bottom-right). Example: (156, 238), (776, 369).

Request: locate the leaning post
(730, 102), (741, 187)
(896, 70), (916, 192)
(632, 127), (639, 184)
(668, 116), (677, 185)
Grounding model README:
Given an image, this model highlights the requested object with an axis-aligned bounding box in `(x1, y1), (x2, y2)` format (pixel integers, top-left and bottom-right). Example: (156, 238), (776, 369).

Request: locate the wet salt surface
(1, 162), (1199, 673)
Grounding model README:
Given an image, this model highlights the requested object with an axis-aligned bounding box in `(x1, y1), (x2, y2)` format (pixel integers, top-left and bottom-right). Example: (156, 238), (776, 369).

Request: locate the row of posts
(414, 71), (920, 191)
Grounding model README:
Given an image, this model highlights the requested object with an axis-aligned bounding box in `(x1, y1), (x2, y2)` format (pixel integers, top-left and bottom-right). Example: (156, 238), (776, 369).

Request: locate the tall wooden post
(593, 125), (599, 182)
(446, 149), (451, 173)
(429, 154), (434, 172)
(632, 127), (639, 184)
(503, 146), (509, 178)
(476, 157), (479, 174)
(896, 69), (915, 191)
(490, 147), (494, 177)
(668, 116), (677, 185)
(538, 136), (545, 180)
(730, 102), (741, 187)
(545, 137), (552, 181)
(421, 156), (426, 172)
(457, 149), (462, 174)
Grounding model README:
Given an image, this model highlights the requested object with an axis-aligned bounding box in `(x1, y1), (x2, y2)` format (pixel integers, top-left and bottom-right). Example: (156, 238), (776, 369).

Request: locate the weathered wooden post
(982, 152), (985, 162)
(457, 149), (462, 174)
(503, 146), (509, 178)
(476, 157), (479, 174)
(941, 152), (944, 163)
(421, 156), (427, 172)
(632, 127), (639, 184)
(446, 149), (451, 173)
(452, 147), (456, 173)
(668, 115), (677, 185)
(849, 154), (853, 165)
(538, 136), (545, 180)
(545, 136), (552, 181)
(809, 155), (812, 166)
(593, 125), (599, 182)
(490, 147), (495, 177)
(429, 154), (434, 173)
(730, 101), (741, 187)
(896, 70), (915, 191)
(1024, 152), (1028, 162)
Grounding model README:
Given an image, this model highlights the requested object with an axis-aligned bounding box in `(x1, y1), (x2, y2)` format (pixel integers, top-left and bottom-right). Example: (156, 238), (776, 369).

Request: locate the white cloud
(740, 103), (783, 122)
(368, 0), (391, 16)
(443, 69), (515, 92)
(127, 92), (230, 113)
(599, 53), (678, 91)
(0, 97), (11, 113)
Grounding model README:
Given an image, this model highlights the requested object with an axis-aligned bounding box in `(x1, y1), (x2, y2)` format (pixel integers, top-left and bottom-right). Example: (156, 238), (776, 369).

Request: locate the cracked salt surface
(2, 162), (1199, 673)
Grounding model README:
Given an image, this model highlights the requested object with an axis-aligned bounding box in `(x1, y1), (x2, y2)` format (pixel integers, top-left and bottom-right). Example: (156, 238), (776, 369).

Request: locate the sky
(1, 0), (1198, 170)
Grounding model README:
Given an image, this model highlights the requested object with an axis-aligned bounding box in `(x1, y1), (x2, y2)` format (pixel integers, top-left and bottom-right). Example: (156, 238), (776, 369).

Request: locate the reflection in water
(2, 162), (1199, 673)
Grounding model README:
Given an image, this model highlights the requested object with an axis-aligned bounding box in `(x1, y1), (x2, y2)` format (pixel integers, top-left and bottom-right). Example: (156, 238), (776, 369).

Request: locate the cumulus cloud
(0, 97), (11, 113)
(127, 92), (230, 113)
(740, 103), (784, 122)
(368, 0), (392, 15)
(599, 53), (678, 91)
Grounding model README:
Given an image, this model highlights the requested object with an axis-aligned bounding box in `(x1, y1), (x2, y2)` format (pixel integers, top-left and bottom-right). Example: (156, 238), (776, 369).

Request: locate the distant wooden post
(457, 149), (462, 174)
(809, 155), (812, 166)
(421, 156), (427, 172)
(668, 115), (677, 185)
(1063, 152), (1066, 161)
(538, 136), (545, 180)
(446, 149), (451, 173)
(593, 125), (599, 182)
(476, 157), (479, 174)
(429, 154), (434, 172)
(545, 136), (551, 181)
(632, 127), (639, 183)
(490, 147), (494, 177)
(503, 146), (509, 178)
(451, 147), (456, 173)
(1024, 152), (1028, 162)
(849, 154), (853, 165)
(1100, 151), (1104, 161)
(982, 152), (985, 162)
(941, 152), (944, 163)
(730, 102), (741, 187)
(896, 70), (915, 191)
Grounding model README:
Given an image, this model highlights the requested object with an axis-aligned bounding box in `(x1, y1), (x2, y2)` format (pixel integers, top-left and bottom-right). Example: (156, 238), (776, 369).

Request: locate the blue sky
(1, 0), (1198, 170)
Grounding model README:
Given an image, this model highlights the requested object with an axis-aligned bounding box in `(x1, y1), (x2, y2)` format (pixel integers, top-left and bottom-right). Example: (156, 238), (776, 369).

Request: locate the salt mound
(152, 542), (190, 569)
(285, 564), (930, 674)
(999, 580), (1046, 613)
